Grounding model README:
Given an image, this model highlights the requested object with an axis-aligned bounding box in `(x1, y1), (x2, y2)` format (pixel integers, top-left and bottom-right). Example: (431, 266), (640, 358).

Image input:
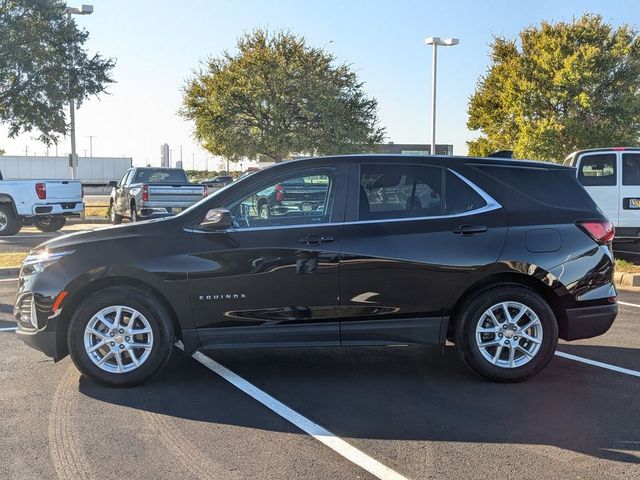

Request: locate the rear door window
(358, 164), (487, 221)
(578, 154), (617, 186)
(622, 153), (640, 186)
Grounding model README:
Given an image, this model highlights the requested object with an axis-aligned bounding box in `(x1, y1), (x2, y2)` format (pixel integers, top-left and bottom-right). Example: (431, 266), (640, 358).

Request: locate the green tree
(181, 29), (385, 163)
(467, 14), (640, 162)
(0, 0), (115, 144)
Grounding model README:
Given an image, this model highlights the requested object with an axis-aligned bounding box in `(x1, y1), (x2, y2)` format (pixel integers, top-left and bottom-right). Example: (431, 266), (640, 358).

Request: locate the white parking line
(0, 327), (17, 332)
(618, 301), (640, 309)
(0, 277), (19, 282)
(555, 351), (640, 378)
(190, 351), (409, 480)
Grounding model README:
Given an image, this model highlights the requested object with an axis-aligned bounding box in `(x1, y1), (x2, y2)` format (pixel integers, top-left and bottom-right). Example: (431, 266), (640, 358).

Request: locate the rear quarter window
(471, 165), (598, 211)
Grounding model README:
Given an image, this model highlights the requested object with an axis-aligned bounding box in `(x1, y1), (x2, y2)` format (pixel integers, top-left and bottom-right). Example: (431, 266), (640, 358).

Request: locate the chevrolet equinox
(15, 155), (618, 386)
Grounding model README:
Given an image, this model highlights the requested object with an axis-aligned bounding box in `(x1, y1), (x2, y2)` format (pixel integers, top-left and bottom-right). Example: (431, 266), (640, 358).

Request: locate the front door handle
(300, 234), (334, 245)
(452, 225), (487, 235)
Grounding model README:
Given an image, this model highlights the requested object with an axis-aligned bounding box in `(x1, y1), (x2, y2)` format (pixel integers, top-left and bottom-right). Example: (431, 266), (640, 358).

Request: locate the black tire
(130, 202), (138, 222)
(67, 287), (175, 387)
(34, 215), (66, 232)
(259, 203), (270, 219)
(454, 285), (558, 382)
(0, 204), (22, 236)
(110, 201), (122, 225)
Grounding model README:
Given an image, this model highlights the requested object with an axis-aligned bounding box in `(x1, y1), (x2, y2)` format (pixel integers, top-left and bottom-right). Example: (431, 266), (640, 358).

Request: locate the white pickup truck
(565, 147), (640, 242)
(0, 173), (83, 236)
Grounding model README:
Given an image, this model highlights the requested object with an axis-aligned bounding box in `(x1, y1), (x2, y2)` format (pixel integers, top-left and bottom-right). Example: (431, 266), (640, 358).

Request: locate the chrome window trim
(188, 168), (502, 233)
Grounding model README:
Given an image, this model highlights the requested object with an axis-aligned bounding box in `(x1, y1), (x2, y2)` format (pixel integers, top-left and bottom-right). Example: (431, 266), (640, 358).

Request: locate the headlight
(21, 249), (75, 276)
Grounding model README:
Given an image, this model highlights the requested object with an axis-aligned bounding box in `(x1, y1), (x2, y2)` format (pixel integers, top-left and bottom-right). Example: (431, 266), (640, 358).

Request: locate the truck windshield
(133, 169), (188, 183)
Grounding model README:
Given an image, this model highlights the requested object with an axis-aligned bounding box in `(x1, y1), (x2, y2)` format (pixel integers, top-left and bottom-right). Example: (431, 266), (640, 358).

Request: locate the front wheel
(454, 285), (558, 382)
(34, 215), (66, 232)
(130, 203), (138, 222)
(259, 203), (270, 219)
(110, 201), (122, 225)
(67, 287), (175, 387)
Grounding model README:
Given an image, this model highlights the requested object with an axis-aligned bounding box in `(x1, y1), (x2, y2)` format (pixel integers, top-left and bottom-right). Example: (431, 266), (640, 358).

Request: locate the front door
(188, 164), (347, 348)
(339, 161), (508, 346)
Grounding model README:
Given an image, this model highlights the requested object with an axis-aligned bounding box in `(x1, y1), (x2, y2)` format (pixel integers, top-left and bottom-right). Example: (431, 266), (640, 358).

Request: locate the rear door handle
(452, 225), (487, 235)
(300, 234), (334, 245)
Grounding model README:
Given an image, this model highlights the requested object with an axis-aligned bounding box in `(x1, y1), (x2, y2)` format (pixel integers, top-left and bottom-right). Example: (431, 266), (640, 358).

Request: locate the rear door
(619, 151), (640, 232)
(576, 152), (619, 226)
(338, 161), (508, 346)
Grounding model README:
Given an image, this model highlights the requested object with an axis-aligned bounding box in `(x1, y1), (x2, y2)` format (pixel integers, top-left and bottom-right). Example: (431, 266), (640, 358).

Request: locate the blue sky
(1, 0), (638, 169)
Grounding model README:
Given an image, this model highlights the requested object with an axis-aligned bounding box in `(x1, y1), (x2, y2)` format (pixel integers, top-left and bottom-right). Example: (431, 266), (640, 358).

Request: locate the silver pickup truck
(109, 167), (206, 224)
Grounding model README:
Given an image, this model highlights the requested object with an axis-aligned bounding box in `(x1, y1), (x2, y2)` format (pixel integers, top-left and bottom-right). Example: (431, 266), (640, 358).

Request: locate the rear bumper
(29, 202), (84, 216)
(561, 303), (618, 341)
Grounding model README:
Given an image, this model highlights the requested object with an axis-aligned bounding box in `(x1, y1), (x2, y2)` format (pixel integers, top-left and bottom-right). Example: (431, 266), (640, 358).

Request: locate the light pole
(424, 36), (459, 156)
(86, 135), (96, 157)
(65, 4), (94, 178)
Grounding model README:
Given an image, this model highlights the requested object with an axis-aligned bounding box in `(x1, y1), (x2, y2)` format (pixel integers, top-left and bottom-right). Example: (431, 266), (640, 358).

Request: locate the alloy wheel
(474, 301), (543, 368)
(84, 305), (154, 373)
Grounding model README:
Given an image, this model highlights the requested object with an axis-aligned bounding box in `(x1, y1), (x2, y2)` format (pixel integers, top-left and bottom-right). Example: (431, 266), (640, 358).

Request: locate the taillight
(275, 184), (284, 202)
(576, 219), (615, 245)
(35, 183), (46, 200)
(142, 184), (149, 202)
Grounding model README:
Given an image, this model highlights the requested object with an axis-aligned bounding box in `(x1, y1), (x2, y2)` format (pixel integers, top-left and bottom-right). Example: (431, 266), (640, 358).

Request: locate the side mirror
(200, 208), (232, 230)
(108, 181), (118, 188)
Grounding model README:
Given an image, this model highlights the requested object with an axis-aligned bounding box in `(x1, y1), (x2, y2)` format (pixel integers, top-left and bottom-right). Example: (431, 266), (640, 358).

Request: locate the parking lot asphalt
(0, 279), (638, 480)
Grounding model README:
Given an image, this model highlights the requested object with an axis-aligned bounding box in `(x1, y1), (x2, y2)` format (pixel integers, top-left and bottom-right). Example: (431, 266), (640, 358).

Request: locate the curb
(68, 216), (110, 225)
(614, 271), (640, 288)
(0, 267), (20, 279)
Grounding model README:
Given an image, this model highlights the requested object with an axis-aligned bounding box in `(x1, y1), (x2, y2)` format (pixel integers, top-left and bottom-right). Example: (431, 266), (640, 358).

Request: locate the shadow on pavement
(79, 344), (639, 465)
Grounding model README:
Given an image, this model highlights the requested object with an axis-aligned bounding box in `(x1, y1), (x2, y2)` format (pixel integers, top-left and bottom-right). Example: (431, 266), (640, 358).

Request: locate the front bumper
(561, 303), (618, 341)
(15, 327), (63, 359)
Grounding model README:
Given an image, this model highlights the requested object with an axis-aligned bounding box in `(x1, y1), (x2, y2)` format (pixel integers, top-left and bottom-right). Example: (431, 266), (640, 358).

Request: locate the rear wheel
(34, 215), (66, 232)
(454, 285), (558, 382)
(67, 287), (175, 387)
(0, 204), (22, 236)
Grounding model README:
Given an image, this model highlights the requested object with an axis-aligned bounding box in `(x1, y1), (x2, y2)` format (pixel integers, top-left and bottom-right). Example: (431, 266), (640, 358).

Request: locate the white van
(564, 147), (640, 241)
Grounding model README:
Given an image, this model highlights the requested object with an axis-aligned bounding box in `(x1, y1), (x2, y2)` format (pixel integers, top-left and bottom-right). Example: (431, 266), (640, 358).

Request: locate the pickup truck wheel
(454, 286), (558, 382)
(259, 203), (270, 219)
(110, 202), (122, 224)
(0, 204), (22, 236)
(34, 216), (66, 232)
(67, 287), (175, 387)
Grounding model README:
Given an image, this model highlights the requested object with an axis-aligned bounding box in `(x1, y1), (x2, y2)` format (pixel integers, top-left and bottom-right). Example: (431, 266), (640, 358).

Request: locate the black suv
(14, 155), (617, 386)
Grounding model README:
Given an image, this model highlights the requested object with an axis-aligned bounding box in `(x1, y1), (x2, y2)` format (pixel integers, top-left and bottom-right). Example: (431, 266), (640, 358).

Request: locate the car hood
(35, 218), (174, 252)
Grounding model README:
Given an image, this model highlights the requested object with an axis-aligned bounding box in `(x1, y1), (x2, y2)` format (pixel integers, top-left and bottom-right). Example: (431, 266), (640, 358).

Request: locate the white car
(564, 147), (640, 242)
(0, 172), (83, 236)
